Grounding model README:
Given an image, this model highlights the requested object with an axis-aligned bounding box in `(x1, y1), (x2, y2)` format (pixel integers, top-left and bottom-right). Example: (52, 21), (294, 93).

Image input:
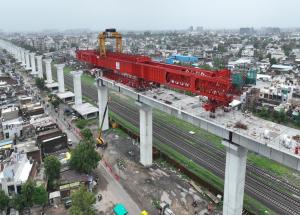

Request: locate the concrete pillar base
(222, 140), (248, 215)
(71, 70), (83, 106)
(44, 58), (53, 83)
(137, 102), (153, 166)
(97, 84), (109, 131)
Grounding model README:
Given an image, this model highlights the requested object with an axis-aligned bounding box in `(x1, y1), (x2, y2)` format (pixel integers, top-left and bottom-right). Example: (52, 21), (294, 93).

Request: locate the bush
(35, 78), (45, 90)
(75, 119), (88, 129)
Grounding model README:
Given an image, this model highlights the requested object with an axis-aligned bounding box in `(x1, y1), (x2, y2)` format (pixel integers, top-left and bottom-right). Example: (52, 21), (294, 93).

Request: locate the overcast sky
(0, 0), (299, 32)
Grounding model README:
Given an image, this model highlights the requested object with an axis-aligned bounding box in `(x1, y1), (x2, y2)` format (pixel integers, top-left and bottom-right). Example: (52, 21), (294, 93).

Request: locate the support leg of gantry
(136, 102), (153, 166)
(97, 79), (109, 131)
(222, 140), (248, 215)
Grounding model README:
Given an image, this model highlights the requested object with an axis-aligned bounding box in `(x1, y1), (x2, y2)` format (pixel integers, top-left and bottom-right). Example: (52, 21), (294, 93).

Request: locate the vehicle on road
(113, 203), (128, 215)
(68, 138), (73, 146)
(64, 198), (72, 208)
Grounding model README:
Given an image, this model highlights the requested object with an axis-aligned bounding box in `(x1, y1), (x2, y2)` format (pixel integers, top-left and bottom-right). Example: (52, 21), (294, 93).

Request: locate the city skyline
(1, 0), (300, 32)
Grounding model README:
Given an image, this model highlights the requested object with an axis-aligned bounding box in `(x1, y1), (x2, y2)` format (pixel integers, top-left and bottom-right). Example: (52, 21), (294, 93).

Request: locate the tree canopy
(21, 180), (36, 207)
(81, 128), (93, 141)
(70, 141), (101, 174)
(44, 155), (61, 188)
(32, 186), (48, 206)
(70, 186), (96, 215)
(35, 78), (45, 90)
(10, 181), (48, 212)
(0, 190), (9, 212)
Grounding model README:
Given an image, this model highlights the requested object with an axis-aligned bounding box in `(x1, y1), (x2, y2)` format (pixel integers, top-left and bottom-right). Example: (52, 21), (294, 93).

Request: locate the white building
(1, 117), (25, 140)
(0, 153), (33, 196)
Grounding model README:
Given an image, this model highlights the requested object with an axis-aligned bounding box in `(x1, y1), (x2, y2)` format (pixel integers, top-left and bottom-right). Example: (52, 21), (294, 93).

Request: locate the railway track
(59, 72), (300, 214)
(109, 101), (300, 215)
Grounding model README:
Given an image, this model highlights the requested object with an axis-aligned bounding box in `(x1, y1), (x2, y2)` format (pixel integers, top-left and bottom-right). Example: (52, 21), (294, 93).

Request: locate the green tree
(21, 181), (36, 207)
(0, 190), (9, 212)
(270, 58), (277, 65)
(70, 186), (96, 215)
(274, 110), (287, 123)
(10, 194), (26, 212)
(70, 141), (101, 174)
(44, 155), (61, 189)
(49, 47), (56, 52)
(50, 98), (60, 108)
(33, 186), (48, 206)
(258, 107), (269, 118)
(35, 78), (45, 90)
(282, 43), (294, 56)
(81, 128), (93, 141)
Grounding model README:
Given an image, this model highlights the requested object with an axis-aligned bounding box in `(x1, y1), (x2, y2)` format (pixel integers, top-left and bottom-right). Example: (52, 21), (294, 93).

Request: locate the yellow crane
(96, 101), (108, 148)
(98, 28), (122, 57)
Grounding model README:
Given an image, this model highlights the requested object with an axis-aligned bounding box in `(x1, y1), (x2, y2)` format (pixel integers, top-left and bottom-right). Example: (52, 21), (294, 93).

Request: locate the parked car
(68, 139), (73, 146)
(64, 199), (72, 208)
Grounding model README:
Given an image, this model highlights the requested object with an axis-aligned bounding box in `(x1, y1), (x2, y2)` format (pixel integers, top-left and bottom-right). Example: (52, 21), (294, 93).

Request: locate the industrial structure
(2, 31), (300, 215)
(77, 29), (234, 112)
(75, 29), (300, 215)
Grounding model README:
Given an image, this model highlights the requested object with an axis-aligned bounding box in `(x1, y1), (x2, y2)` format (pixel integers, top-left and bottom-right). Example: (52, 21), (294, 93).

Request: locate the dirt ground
(98, 129), (222, 215)
(44, 206), (68, 215)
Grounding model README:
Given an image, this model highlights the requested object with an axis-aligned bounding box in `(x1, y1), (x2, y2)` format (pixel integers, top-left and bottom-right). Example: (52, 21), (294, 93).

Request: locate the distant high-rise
(188, 26), (193, 32)
(196, 26), (203, 32)
(239, 27), (255, 35)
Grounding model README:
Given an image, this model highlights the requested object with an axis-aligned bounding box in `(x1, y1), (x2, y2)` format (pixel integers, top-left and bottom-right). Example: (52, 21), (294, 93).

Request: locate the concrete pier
(19, 48), (25, 66)
(16, 47), (22, 63)
(21, 49), (26, 66)
(137, 102), (153, 166)
(30, 53), (36, 75)
(97, 80), (109, 131)
(222, 140), (248, 215)
(25, 51), (31, 70)
(72, 70), (83, 106)
(43, 58), (53, 83)
(55, 64), (65, 93)
(36, 56), (43, 78)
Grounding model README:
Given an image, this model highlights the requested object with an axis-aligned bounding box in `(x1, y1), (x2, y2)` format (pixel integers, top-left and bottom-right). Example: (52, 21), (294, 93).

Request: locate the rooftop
(45, 82), (59, 89)
(56, 91), (75, 99)
(0, 153), (33, 183)
(72, 103), (98, 116)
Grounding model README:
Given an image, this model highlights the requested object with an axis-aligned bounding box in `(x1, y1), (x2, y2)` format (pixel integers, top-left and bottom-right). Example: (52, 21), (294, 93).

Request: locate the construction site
(1, 27), (300, 215)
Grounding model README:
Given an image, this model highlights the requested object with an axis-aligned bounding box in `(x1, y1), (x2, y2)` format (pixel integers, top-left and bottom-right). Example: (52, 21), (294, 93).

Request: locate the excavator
(96, 101), (108, 148)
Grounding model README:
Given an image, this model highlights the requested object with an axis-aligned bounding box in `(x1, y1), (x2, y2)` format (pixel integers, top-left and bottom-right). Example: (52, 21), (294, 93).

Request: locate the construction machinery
(96, 101), (108, 147)
(77, 29), (235, 112)
(98, 28), (122, 57)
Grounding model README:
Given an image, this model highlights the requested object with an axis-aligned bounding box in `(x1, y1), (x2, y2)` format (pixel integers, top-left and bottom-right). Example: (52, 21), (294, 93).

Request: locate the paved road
(94, 162), (142, 214)
(20, 70), (142, 214)
(45, 103), (81, 146)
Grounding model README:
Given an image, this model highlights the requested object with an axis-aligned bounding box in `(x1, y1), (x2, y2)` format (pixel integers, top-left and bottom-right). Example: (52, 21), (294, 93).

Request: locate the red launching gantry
(76, 29), (234, 112)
